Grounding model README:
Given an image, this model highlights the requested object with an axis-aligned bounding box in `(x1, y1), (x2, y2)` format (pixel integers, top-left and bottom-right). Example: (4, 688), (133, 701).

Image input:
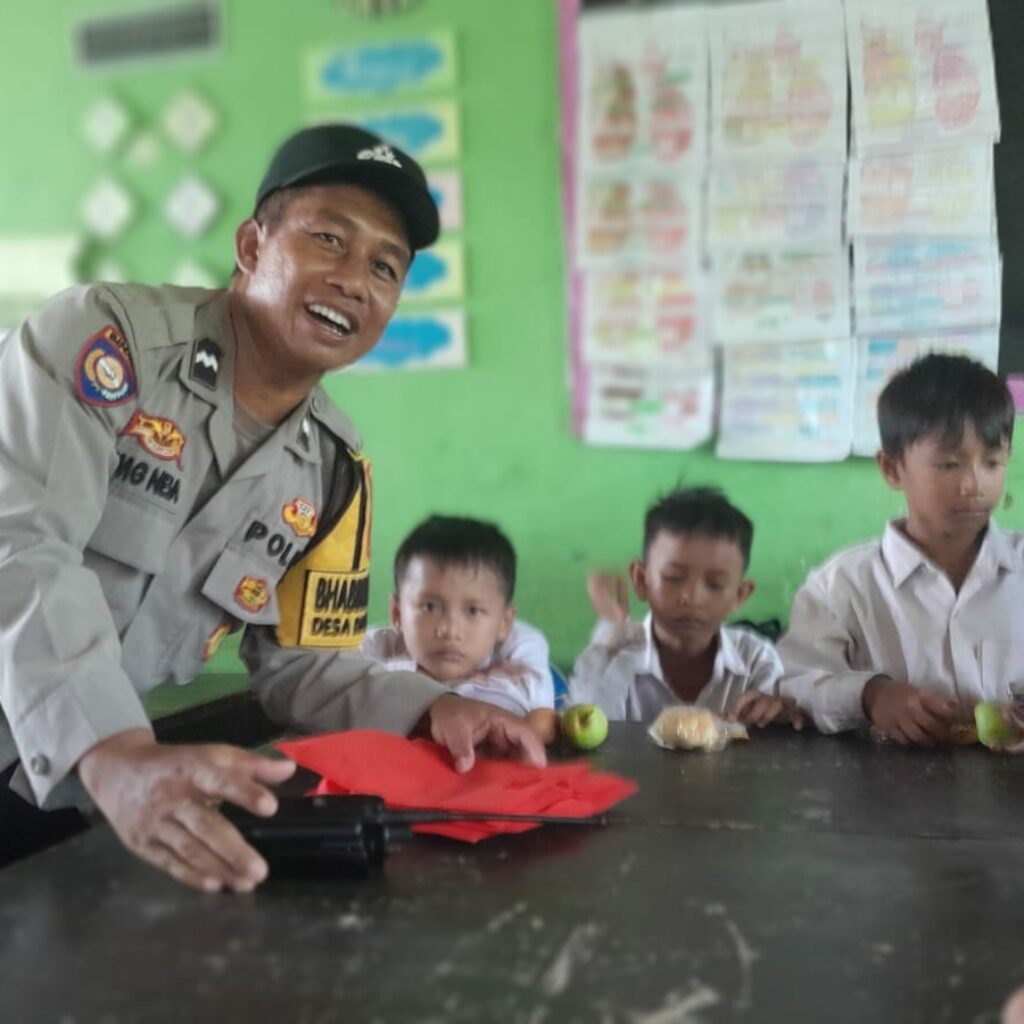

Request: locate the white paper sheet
(708, 0), (848, 159)
(582, 360), (714, 450)
(845, 0), (1000, 153)
(712, 246), (851, 344)
(852, 237), (1001, 334)
(847, 145), (994, 237)
(576, 171), (703, 271)
(851, 327), (1001, 456)
(578, 6), (708, 175)
(582, 268), (710, 367)
(708, 157), (845, 248)
(716, 338), (855, 461)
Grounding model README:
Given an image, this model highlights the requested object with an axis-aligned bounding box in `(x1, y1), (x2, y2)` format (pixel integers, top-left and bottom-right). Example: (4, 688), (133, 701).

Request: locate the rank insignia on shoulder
(282, 498), (318, 538)
(234, 575), (270, 614)
(202, 620), (235, 661)
(75, 325), (136, 407)
(120, 410), (186, 467)
(190, 338), (222, 390)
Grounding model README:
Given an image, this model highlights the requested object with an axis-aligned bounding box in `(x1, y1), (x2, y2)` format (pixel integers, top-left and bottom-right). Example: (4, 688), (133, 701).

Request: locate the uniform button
(29, 754), (50, 776)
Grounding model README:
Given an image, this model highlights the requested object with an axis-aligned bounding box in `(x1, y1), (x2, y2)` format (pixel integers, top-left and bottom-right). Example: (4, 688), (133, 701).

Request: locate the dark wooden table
(2, 725), (1023, 1024)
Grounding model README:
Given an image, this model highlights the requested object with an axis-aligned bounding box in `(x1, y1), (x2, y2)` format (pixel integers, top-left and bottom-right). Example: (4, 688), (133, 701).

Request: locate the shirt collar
(640, 612), (741, 681)
(882, 517), (1022, 588)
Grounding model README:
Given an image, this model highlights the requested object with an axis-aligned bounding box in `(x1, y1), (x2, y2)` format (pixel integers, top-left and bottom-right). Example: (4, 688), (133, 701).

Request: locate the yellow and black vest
(275, 451), (372, 649)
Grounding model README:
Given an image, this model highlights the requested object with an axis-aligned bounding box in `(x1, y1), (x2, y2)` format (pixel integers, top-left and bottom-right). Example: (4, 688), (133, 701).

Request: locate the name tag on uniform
(286, 569), (369, 648)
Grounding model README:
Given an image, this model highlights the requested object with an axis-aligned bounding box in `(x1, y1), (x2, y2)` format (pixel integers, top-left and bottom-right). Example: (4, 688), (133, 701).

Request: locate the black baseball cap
(254, 124), (440, 250)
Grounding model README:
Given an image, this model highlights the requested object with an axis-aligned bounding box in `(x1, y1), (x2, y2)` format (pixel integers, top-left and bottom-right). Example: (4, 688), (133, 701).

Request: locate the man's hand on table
(424, 694), (547, 773)
(78, 729), (295, 893)
(862, 676), (956, 746)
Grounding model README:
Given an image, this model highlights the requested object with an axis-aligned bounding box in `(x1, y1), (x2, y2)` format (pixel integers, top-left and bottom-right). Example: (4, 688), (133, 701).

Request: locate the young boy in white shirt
(570, 487), (801, 727)
(362, 515), (554, 723)
(778, 353), (1021, 745)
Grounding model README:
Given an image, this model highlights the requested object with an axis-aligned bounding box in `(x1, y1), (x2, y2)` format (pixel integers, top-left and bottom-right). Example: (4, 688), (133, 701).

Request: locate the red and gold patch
(202, 620), (234, 661)
(75, 325), (136, 407)
(282, 498), (318, 539)
(234, 576), (270, 614)
(120, 409), (186, 467)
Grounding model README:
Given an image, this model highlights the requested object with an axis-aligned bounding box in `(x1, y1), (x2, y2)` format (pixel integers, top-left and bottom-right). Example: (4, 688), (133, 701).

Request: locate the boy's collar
(641, 612), (743, 679)
(883, 518), (1021, 587)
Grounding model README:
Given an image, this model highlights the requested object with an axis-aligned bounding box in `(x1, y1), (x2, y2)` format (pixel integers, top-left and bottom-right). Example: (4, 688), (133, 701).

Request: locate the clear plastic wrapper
(648, 705), (748, 753)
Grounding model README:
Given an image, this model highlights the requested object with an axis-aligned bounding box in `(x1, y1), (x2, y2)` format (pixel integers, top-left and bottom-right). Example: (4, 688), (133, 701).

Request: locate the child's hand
(726, 692), (806, 730)
(587, 571), (629, 624)
(862, 676), (957, 746)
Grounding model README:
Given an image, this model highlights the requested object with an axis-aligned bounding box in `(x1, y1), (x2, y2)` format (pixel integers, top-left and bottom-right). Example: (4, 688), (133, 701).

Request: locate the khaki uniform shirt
(0, 283), (445, 808)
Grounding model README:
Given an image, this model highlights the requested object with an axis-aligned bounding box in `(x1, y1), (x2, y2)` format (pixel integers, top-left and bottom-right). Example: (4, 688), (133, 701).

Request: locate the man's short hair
(643, 487), (753, 570)
(878, 353), (1015, 459)
(394, 515), (517, 602)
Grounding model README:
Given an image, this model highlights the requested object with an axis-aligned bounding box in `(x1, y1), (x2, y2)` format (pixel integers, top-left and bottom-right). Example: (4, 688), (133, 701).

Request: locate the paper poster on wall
(582, 360), (714, 450)
(576, 172), (701, 270)
(708, 158), (844, 248)
(427, 170), (463, 232)
(348, 309), (467, 372)
(318, 102), (461, 163)
(401, 239), (464, 301)
(717, 338), (855, 461)
(847, 145), (994, 237)
(712, 246), (850, 344)
(307, 33), (457, 101)
(582, 269), (708, 366)
(852, 327), (1000, 455)
(845, 0), (1000, 153)
(577, 5), (708, 174)
(708, 0), (848, 159)
(852, 238), (1001, 334)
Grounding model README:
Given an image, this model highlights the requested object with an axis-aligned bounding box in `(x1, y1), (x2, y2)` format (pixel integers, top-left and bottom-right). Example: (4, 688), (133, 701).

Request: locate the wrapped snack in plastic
(648, 705), (748, 753)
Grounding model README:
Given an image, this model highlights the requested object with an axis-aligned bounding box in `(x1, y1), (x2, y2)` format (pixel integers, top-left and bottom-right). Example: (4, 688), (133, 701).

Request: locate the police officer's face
(237, 183), (411, 375)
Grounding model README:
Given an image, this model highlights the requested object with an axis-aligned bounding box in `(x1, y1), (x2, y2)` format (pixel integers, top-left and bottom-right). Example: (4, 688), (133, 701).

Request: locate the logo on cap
(357, 144), (402, 168)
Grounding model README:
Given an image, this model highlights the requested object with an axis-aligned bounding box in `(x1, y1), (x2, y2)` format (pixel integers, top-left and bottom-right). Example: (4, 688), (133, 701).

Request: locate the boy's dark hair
(394, 515), (516, 602)
(878, 353), (1014, 459)
(643, 487), (753, 570)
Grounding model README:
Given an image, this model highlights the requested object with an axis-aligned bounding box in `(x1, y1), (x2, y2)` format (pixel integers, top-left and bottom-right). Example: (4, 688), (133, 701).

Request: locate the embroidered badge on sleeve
(282, 498), (318, 538)
(120, 410), (186, 467)
(234, 576), (270, 614)
(75, 325), (137, 406)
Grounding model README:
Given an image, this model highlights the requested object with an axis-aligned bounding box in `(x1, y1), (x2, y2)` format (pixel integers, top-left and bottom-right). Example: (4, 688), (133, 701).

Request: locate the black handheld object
(223, 794), (607, 874)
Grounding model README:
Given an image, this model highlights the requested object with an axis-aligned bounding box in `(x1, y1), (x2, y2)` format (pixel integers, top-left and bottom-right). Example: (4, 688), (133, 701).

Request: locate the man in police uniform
(0, 125), (544, 890)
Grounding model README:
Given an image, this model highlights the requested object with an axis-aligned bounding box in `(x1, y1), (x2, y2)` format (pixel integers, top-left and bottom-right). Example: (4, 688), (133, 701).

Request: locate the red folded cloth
(275, 730), (638, 842)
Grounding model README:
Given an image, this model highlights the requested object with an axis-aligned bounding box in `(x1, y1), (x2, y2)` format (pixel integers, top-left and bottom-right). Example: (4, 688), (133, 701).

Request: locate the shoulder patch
(75, 325), (137, 407)
(190, 338), (222, 390)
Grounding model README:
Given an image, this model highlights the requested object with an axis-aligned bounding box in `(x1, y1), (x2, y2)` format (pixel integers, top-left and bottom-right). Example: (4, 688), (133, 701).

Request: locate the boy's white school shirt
(360, 619), (554, 715)
(777, 520), (1024, 733)
(568, 613), (783, 723)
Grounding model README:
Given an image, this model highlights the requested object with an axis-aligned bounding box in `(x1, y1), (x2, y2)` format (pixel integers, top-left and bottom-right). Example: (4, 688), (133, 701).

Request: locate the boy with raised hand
(778, 353), (1021, 746)
(570, 487), (801, 728)
(362, 516), (555, 742)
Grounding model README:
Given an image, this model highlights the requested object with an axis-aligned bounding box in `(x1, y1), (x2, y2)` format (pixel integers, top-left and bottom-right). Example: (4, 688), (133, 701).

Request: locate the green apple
(561, 703), (609, 750)
(974, 701), (1017, 749)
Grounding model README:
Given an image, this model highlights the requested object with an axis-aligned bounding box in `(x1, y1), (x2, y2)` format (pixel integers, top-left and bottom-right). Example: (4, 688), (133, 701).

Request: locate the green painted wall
(2, 0), (1021, 682)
